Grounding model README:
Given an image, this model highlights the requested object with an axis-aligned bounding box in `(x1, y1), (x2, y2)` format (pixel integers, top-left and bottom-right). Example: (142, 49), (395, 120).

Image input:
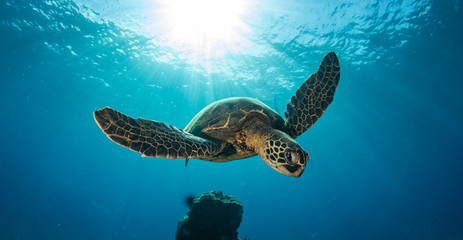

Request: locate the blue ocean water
(1, 0), (462, 239)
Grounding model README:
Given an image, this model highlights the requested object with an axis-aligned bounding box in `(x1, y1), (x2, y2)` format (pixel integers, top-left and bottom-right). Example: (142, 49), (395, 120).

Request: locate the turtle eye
(284, 150), (292, 162)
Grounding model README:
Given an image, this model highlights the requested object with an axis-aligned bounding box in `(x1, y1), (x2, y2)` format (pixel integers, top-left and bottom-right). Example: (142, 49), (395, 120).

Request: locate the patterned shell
(184, 97), (285, 141)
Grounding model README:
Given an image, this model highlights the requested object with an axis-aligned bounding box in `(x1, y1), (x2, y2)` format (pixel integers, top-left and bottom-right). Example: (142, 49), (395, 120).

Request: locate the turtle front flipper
(284, 52), (340, 138)
(94, 107), (224, 159)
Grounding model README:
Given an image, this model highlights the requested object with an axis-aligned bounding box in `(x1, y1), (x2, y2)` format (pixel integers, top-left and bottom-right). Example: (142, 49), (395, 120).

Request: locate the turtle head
(259, 131), (309, 177)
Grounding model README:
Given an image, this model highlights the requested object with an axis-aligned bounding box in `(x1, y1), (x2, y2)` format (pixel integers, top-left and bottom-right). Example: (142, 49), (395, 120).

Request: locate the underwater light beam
(157, 0), (251, 60)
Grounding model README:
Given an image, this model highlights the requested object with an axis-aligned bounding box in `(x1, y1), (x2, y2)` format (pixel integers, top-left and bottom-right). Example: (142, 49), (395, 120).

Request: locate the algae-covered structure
(176, 191), (243, 240)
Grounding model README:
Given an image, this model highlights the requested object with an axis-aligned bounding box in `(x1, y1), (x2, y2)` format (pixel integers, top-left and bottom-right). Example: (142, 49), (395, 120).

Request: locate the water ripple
(1, 0), (432, 95)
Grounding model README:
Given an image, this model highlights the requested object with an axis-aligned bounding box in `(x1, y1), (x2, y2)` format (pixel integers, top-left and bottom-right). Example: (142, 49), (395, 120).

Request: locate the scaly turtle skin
(94, 52), (340, 177)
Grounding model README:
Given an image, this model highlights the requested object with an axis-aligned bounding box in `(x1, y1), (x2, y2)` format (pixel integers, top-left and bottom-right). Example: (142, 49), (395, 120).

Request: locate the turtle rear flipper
(284, 52), (340, 138)
(94, 107), (224, 159)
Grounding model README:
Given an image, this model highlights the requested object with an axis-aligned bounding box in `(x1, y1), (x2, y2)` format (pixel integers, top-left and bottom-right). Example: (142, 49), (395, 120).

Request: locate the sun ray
(153, 0), (255, 66)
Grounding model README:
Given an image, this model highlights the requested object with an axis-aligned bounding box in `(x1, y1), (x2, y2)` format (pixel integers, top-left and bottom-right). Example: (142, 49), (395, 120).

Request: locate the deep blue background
(1, 0), (462, 239)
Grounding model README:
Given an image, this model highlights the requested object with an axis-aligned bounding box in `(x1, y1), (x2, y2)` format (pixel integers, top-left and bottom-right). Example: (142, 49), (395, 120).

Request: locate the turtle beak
(284, 163), (305, 177)
(282, 149), (307, 177)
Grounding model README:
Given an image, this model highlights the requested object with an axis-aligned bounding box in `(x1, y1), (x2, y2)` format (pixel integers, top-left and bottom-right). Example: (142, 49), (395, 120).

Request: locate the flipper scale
(284, 52), (340, 138)
(94, 107), (224, 159)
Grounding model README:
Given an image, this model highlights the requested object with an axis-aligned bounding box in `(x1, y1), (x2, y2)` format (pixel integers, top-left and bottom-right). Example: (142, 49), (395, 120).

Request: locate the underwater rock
(175, 191), (243, 240)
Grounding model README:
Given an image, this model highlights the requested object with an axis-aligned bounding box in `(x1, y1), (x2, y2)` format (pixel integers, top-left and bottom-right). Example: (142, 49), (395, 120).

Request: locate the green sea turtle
(94, 52), (340, 177)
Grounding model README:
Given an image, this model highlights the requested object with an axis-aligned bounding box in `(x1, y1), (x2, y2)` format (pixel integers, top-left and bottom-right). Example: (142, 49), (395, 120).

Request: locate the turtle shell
(184, 97), (284, 143)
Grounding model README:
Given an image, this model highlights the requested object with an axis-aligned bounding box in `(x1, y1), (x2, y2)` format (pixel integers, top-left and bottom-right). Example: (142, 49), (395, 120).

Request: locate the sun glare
(155, 0), (253, 64)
